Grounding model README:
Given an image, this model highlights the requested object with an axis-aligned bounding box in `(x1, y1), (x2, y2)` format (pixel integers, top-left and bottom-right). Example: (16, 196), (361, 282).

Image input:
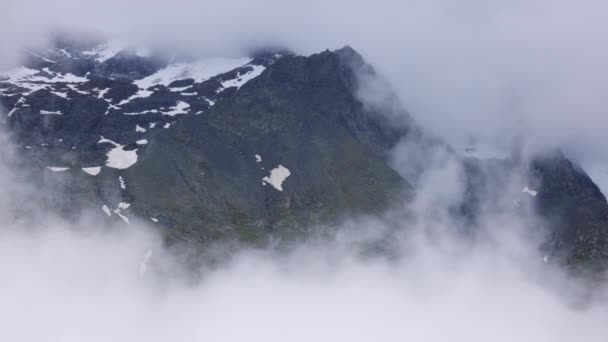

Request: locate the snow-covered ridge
(134, 57), (252, 88)
(1, 43), (284, 228)
(1, 46), (275, 132)
(1, 44), (272, 95)
(0, 66), (88, 95)
(219, 64), (266, 91)
(81, 40), (128, 63)
(115, 57), (263, 106)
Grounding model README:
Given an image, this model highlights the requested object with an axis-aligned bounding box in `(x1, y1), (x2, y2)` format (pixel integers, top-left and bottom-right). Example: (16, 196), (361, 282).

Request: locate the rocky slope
(1, 37), (607, 270)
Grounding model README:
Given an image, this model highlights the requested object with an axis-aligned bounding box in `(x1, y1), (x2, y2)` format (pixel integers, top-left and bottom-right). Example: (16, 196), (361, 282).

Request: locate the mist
(2, 1), (608, 340)
(4, 0), (608, 166)
(0, 119), (607, 341)
(3, 222), (608, 342)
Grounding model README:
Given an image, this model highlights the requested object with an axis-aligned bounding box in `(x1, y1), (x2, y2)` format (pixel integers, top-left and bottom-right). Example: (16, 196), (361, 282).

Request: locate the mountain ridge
(1, 38), (607, 271)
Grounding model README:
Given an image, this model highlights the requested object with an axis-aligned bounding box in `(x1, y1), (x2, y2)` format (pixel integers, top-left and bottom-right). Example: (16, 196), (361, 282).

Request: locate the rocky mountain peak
(0, 38), (607, 270)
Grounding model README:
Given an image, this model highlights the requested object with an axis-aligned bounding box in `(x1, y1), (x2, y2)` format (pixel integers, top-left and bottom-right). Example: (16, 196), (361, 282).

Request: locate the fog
(2, 1), (608, 340)
(3, 222), (608, 342)
(0, 124), (607, 340)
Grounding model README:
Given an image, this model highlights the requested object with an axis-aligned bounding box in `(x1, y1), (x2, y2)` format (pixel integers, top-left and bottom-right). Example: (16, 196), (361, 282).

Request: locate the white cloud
(0, 119), (602, 341)
(1, 2), (608, 340)
(4, 0), (607, 165)
(1, 211), (607, 342)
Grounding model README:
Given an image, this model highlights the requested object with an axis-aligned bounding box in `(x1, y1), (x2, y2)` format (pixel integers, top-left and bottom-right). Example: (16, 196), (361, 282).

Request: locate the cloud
(0, 110), (603, 341)
(1, 2), (608, 340)
(1, 197), (608, 341)
(5, 0), (606, 166)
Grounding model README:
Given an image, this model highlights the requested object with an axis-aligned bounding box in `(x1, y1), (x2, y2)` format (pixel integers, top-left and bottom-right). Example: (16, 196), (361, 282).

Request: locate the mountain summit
(1, 39), (607, 270)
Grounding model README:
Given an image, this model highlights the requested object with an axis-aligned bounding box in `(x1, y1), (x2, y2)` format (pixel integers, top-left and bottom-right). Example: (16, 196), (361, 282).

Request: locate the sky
(1, 1), (608, 340)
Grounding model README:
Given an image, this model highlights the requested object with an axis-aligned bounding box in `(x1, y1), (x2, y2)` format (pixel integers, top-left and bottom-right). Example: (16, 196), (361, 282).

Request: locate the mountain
(1, 37), (607, 271)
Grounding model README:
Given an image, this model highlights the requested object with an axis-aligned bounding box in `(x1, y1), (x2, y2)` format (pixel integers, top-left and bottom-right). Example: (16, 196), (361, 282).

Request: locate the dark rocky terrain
(1, 37), (607, 271)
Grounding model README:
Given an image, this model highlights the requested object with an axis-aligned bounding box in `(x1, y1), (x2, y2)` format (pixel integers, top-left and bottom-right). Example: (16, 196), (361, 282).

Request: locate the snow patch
(46, 166), (69, 172)
(40, 110), (62, 115)
(255, 154), (262, 163)
(106, 146), (137, 169)
(7, 98), (26, 117)
(102, 205), (112, 217)
(82, 40), (126, 63)
(51, 91), (68, 98)
(262, 165), (291, 191)
(40, 68), (88, 83)
(135, 124), (147, 133)
(97, 88), (110, 99)
(119, 176), (126, 190)
(118, 89), (154, 105)
(98, 136), (138, 169)
(136, 139), (148, 145)
(113, 202), (131, 224)
(58, 49), (72, 58)
(98, 136), (114, 144)
(162, 101), (190, 116)
(67, 84), (89, 94)
(169, 86), (191, 92)
(105, 104), (120, 115)
(134, 57), (251, 89)
(124, 109), (159, 116)
(0, 67), (87, 96)
(204, 98), (215, 106)
(522, 186), (538, 198)
(82, 166), (101, 176)
(118, 202), (130, 210)
(115, 211), (130, 224)
(7, 107), (19, 117)
(220, 64), (266, 90)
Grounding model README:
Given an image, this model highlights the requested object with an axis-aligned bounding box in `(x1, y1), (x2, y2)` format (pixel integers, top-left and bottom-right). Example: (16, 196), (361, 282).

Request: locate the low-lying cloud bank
(2, 209), (608, 341)
(0, 125), (606, 341)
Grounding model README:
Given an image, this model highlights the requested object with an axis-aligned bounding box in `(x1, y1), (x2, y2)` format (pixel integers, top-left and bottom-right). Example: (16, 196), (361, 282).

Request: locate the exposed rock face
(124, 48), (410, 245)
(532, 155), (608, 270)
(0, 40), (410, 247)
(1, 38), (607, 270)
(461, 152), (608, 271)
